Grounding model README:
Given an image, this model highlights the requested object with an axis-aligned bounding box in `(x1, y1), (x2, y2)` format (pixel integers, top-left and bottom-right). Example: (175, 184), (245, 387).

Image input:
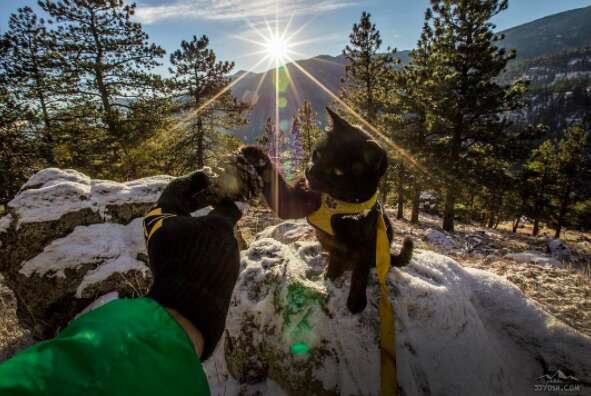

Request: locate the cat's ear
(326, 107), (349, 131)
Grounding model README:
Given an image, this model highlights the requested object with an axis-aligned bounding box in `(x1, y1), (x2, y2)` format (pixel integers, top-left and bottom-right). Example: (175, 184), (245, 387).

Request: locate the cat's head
(306, 108), (388, 202)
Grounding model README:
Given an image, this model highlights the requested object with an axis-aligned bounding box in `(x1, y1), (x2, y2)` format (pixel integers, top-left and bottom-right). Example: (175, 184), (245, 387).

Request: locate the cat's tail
(391, 238), (414, 267)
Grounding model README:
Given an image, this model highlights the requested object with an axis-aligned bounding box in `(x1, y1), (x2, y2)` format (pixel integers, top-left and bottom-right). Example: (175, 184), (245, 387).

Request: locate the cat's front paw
(347, 293), (367, 314)
(240, 146), (271, 171)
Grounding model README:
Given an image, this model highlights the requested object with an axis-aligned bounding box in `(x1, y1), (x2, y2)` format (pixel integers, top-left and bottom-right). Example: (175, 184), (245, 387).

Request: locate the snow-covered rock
(419, 191), (438, 213)
(0, 168), (250, 339)
(546, 239), (572, 259)
(9, 168), (172, 225)
(210, 221), (591, 396)
(424, 228), (457, 249)
(505, 251), (562, 267)
(19, 219), (149, 298)
(0, 169), (172, 338)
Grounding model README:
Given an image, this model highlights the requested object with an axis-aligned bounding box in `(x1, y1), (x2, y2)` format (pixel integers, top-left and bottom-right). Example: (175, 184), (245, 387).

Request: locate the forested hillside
(1, 0), (590, 237)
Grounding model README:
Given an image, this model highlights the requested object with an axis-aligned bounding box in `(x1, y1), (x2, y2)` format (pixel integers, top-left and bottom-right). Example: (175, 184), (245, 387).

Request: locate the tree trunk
(487, 213), (495, 228)
(196, 117), (204, 168)
(532, 217), (540, 236)
(89, 8), (117, 137)
(512, 216), (521, 233)
(554, 224), (562, 239)
(396, 164), (405, 220)
(32, 53), (55, 165)
(442, 186), (456, 232)
(411, 179), (421, 224)
(554, 189), (570, 239)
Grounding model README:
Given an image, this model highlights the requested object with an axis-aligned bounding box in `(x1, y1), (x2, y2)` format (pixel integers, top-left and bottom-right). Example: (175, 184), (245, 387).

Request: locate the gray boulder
(208, 221), (591, 396)
(0, 168), (172, 338)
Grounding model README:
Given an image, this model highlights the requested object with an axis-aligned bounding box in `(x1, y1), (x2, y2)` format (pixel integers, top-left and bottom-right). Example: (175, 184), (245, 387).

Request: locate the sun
(261, 30), (294, 65)
(265, 36), (290, 62)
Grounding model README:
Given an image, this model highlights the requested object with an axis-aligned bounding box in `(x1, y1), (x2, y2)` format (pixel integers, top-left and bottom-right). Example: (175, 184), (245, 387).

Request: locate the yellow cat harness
(306, 192), (378, 236)
(306, 192), (399, 396)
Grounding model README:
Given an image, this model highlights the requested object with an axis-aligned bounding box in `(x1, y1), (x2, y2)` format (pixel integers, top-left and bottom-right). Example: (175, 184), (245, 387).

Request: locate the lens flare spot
(290, 342), (310, 357)
(273, 66), (290, 92)
(280, 119), (289, 131)
(278, 96), (288, 108)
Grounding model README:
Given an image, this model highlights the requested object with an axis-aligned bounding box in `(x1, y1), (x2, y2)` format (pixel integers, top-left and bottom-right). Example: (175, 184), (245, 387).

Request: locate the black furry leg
(325, 253), (346, 281)
(391, 238), (414, 267)
(347, 260), (370, 314)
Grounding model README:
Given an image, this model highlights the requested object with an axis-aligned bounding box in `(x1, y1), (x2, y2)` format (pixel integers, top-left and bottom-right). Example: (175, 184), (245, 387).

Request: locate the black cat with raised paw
(242, 107), (413, 313)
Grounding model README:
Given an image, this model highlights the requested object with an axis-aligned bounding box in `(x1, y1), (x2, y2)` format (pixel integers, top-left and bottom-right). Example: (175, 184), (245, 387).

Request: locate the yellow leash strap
(376, 213), (398, 396)
(143, 207), (177, 244)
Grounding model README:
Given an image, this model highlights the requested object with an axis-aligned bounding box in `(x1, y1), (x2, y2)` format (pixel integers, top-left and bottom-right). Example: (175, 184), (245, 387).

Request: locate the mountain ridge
(230, 5), (591, 142)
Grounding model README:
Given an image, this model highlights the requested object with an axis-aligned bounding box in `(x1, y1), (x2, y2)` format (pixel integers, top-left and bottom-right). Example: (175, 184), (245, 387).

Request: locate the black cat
(242, 108), (413, 313)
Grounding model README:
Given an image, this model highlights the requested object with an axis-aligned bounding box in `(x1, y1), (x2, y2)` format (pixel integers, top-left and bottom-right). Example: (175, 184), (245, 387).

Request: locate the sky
(1, 0), (590, 75)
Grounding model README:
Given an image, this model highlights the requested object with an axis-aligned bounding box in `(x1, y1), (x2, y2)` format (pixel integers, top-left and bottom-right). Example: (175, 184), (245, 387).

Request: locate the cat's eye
(334, 168), (344, 176)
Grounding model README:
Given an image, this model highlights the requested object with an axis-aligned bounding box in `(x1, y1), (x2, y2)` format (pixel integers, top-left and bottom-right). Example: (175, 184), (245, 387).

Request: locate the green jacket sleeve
(0, 298), (210, 396)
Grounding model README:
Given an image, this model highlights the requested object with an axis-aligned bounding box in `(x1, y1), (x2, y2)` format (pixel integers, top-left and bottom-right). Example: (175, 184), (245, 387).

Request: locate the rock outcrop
(207, 221), (591, 396)
(0, 169), (172, 338)
(2, 169), (590, 396)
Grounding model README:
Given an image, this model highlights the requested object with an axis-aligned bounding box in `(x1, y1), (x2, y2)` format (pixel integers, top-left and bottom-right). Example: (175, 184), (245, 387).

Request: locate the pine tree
(38, 0), (165, 141)
(341, 12), (399, 205)
(256, 117), (271, 147)
(412, 0), (526, 232)
(395, 11), (435, 223)
(169, 35), (245, 169)
(0, 43), (40, 204)
(553, 126), (591, 238)
(284, 116), (305, 181)
(257, 117), (284, 167)
(522, 140), (558, 236)
(2, 6), (69, 165)
(297, 100), (322, 169)
(341, 11), (396, 120)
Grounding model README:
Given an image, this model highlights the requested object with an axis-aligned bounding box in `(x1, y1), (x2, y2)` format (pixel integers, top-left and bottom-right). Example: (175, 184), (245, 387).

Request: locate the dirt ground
(1, 207), (589, 362)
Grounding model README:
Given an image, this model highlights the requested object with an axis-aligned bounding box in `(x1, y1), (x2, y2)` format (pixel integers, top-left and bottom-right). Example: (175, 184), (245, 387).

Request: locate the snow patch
(19, 218), (148, 297)
(505, 251), (562, 267)
(8, 168), (173, 224)
(424, 228), (456, 248)
(220, 221), (591, 396)
(76, 256), (148, 298)
(0, 214), (13, 234)
(547, 239), (571, 259)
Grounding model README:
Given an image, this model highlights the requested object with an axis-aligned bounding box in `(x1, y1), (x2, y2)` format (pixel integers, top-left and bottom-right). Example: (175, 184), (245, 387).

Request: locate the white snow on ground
(20, 168), (90, 190)
(205, 343), (289, 396)
(547, 239), (572, 258)
(209, 221), (591, 396)
(8, 168), (173, 224)
(0, 214), (13, 247)
(19, 218), (148, 297)
(425, 228), (457, 248)
(0, 214), (13, 234)
(505, 251), (562, 267)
